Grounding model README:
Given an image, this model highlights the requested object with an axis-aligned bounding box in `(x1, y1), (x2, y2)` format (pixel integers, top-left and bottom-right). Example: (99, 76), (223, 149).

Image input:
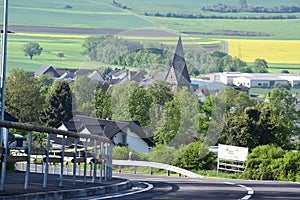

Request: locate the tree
(252, 58), (268, 73)
(72, 76), (102, 116)
(129, 86), (152, 126)
(94, 87), (112, 119)
(57, 52), (65, 60)
(111, 81), (139, 121)
(36, 75), (54, 97)
(101, 67), (113, 78)
(40, 80), (73, 127)
(22, 42), (43, 60)
(5, 69), (43, 124)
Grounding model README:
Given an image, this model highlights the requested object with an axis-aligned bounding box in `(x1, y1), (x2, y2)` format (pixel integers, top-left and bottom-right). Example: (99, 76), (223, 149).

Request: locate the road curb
(0, 180), (132, 200)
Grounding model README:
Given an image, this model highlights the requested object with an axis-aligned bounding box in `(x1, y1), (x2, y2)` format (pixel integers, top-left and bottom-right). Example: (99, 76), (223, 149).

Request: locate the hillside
(0, 0), (299, 72)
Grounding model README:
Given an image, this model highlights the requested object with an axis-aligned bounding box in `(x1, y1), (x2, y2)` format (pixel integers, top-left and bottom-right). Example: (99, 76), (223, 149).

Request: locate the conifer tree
(40, 80), (73, 127)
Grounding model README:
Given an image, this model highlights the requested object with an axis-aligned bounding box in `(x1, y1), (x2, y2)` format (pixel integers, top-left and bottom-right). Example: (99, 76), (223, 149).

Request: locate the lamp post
(0, 0), (9, 191)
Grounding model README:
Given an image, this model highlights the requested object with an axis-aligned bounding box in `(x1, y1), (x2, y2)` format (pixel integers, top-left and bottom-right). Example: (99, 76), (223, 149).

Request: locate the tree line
(81, 34), (269, 75)
(202, 3), (300, 13)
(144, 12), (297, 20)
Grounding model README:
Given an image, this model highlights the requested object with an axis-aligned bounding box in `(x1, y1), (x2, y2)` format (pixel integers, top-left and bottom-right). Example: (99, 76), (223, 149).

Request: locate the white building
(205, 72), (300, 88)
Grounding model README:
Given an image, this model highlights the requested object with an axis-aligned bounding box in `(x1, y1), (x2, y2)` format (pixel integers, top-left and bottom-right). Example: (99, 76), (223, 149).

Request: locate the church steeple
(165, 36), (191, 88)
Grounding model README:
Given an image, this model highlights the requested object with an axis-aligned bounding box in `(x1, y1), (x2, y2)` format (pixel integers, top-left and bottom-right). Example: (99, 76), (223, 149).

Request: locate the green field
(0, 0), (299, 73)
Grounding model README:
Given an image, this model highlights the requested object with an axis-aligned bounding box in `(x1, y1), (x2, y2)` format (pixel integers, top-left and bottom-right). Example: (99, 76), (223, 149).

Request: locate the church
(165, 36), (191, 89)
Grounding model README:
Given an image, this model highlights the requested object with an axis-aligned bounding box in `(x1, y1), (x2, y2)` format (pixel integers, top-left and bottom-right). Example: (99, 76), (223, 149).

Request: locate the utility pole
(0, 0), (9, 191)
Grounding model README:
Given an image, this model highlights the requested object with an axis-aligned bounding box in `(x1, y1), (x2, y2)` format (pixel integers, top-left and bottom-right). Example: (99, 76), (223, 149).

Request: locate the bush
(172, 142), (215, 171)
(244, 145), (300, 182)
(148, 144), (182, 165)
(112, 146), (148, 161)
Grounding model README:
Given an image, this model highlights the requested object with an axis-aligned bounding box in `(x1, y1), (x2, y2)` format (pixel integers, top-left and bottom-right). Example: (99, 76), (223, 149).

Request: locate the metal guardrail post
(92, 139), (97, 183)
(59, 135), (65, 187)
(43, 133), (50, 188)
(72, 137), (78, 186)
(99, 141), (103, 182)
(134, 166), (136, 174)
(83, 138), (87, 184)
(24, 131), (32, 189)
(104, 142), (108, 181)
(150, 167), (153, 175)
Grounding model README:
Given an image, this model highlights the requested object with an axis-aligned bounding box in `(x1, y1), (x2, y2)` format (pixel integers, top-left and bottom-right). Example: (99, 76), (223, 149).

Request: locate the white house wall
(127, 127), (151, 153)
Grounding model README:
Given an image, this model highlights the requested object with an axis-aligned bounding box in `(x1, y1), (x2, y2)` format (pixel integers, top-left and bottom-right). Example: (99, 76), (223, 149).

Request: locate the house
(119, 70), (146, 83)
(57, 115), (154, 153)
(56, 68), (78, 81)
(34, 65), (60, 78)
(74, 69), (104, 81)
(165, 36), (191, 89)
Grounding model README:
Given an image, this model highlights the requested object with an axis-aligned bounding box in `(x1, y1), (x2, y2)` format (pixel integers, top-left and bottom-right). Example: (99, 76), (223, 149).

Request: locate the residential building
(56, 115), (154, 153)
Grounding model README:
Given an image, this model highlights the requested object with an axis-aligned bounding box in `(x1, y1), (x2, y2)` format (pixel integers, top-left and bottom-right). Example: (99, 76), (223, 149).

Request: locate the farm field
(0, 0), (299, 73)
(222, 39), (300, 64)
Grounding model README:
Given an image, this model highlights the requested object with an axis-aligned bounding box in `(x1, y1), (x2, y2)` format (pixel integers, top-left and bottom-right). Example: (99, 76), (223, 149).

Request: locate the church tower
(165, 36), (191, 89)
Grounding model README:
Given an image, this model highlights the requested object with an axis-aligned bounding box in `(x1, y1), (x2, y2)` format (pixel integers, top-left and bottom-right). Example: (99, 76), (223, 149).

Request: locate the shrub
(112, 146), (148, 161)
(244, 145), (300, 182)
(172, 142), (215, 171)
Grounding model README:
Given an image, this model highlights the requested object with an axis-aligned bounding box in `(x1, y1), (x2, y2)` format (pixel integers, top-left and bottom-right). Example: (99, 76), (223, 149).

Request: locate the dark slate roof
(72, 115), (154, 147)
(165, 37), (191, 87)
(35, 65), (60, 77)
(56, 68), (79, 76)
(75, 69), (96, 76)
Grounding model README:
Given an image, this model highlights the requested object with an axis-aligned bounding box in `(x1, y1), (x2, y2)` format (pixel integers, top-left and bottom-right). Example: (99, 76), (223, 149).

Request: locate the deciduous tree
(22, 42), (43, 60)
(5, 69), (43, 124)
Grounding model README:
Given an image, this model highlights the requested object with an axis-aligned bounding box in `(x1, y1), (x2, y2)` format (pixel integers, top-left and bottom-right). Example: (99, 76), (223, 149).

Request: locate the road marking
(88, 182), (153, 200)
(224, 182), (254, 200)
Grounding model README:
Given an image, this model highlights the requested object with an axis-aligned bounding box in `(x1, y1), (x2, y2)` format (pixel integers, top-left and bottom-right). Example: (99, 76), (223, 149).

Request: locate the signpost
(217, 144), (248, 173)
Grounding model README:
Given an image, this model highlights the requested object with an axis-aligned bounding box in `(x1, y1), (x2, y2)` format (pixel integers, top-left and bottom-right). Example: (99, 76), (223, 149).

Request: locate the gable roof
(62, 115), (154, 147)
(35, 65), (60, 77)
(56, 68), (78, 76)
(75, 69), (96, 76)
(165, 37), (191, 87)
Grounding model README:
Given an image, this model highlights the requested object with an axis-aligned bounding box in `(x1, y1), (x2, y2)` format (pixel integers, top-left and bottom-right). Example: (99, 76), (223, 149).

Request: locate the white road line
(224, 182), (254, 200)
(88, 182), (153, 200)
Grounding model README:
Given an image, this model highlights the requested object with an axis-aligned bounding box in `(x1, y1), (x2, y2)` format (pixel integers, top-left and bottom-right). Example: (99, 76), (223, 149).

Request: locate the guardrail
(113, 160), (204, 178)
(0, 120), (114, 191)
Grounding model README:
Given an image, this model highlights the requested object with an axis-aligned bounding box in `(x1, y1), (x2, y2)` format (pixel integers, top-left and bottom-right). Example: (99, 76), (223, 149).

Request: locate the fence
(0, 120), (113, 191)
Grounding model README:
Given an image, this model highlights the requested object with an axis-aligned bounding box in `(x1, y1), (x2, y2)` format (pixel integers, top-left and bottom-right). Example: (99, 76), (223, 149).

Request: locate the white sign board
(218, 144), (248, 162)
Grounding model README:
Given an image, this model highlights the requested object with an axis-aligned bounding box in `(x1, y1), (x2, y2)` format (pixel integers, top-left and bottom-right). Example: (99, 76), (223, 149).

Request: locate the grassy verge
(196, 170), (244, 179)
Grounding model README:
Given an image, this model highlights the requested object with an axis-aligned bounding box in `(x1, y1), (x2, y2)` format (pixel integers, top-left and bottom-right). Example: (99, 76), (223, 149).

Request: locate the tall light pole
(0, 0), (9, 191)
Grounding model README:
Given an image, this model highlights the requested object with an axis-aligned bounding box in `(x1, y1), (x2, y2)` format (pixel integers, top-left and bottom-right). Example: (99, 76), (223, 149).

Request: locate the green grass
(148, 17), (300, 40)
(196, 170), (244, 179)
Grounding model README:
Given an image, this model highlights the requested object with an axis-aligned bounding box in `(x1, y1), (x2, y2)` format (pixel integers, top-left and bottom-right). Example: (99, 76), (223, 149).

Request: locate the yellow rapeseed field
(221, 39), (300, 64)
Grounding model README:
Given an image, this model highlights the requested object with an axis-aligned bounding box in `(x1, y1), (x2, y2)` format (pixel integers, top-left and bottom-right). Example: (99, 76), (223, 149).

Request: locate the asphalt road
(73, 173), (300, 200)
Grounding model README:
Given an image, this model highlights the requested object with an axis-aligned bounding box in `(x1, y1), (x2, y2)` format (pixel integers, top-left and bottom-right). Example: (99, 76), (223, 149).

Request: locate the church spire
(165, 36), (191, 88)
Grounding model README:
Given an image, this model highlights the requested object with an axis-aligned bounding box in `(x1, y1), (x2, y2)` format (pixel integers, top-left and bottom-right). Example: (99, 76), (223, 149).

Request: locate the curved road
(74, 173), (300, 200)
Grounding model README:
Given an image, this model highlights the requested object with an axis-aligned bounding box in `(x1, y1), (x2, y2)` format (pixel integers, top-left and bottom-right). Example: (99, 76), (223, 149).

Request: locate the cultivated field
(222, 39), (300, 64)
(0, 0), (299, 73)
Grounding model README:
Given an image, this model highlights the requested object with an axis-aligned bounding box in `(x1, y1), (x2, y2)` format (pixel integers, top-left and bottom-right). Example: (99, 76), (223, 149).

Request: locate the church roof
(165, 37), (191, 87)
